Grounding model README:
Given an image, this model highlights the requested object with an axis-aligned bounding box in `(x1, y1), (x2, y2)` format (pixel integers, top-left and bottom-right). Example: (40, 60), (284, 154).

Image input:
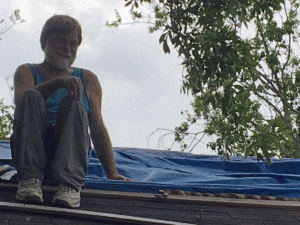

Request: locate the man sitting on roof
(10, 15), (131, 208)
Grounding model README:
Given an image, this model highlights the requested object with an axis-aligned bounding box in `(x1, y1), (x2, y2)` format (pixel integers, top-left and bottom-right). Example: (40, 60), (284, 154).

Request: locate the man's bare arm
(89, 114), (120, 178)
(33, 75), (82, 101)
(14, 64), (82, 103)
(14, 64), (60, 103)
(85, 70), (131, 180)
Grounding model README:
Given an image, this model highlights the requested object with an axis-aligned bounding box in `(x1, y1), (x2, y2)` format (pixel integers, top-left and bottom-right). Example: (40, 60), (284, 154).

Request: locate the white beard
(52, 55), (71, 70)
(44, 44), (73, 70)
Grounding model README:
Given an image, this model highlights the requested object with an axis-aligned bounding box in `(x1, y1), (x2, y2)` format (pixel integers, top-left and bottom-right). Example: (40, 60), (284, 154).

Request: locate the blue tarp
(1, 140), (300, 198)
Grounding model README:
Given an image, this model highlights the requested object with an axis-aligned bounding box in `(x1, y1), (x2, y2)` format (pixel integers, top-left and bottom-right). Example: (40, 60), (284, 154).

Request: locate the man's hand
(107, 173), (133, 181)
(60, 76), (83, 101)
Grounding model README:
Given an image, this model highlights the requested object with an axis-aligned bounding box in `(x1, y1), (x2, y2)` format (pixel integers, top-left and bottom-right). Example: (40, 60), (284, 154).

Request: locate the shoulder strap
(73, 68), (84, 84)
(29, 64), (45, 85)
(72, 68), (92, 113)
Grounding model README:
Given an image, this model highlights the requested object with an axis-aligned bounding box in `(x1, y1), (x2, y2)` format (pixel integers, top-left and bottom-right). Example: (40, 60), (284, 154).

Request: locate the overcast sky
(0, 0), (216, 155)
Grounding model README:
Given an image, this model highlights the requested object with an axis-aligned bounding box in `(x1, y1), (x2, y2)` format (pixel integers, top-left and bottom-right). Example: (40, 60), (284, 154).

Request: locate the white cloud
(102, 77), (140, 106)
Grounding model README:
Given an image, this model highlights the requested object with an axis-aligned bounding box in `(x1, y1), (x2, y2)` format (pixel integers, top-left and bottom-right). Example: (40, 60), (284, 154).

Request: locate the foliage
(109, 0), (300, 163)
(0, 9), (26, 40)
(0, 99), (14, 140)
(0, 9), (24, 139)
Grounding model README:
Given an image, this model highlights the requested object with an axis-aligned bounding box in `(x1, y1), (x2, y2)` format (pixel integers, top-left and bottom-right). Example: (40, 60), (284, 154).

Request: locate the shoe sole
(52, 199), (80, 208)
(15, 195), (43, 204)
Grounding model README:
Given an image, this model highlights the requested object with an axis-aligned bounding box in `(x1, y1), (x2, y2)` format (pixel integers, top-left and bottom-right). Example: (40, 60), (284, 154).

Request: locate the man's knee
(20, 89), (43, 101)
(56, 97), (88, 130)
(15, 89), (44, 108)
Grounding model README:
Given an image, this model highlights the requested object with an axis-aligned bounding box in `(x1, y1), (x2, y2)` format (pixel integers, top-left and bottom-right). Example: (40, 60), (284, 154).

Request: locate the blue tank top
(30, 64), (92, 125)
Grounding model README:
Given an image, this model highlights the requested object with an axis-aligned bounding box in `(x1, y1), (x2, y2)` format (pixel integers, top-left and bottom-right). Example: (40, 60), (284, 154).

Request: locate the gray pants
(10, 89), (90, 191)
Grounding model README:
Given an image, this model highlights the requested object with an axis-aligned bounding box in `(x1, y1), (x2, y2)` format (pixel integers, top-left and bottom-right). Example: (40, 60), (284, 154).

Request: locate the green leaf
(125, 1), (132, 7)
(159, 33), (166, 44)
(233, 85), (244, 92)
(163, 40), (170, 53)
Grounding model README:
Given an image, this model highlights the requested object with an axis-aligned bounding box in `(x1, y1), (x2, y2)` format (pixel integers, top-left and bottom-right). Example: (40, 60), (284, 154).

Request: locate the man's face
(44, 32), (79, 70)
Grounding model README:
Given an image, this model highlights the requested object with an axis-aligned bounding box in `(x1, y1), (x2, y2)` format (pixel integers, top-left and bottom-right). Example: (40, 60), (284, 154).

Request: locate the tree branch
(282, 2), (292, 73)
(0, 23), (16, 35)
(256, 14), (283, 93)
(252, 89), (285, 120)
(188, 131), (206, 153)
(256, 70), (298, 115)
(147, 128), (176, 150)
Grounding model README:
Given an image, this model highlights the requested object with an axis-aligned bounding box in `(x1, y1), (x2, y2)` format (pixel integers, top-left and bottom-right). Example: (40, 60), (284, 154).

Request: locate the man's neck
(39, 61), (73, 77)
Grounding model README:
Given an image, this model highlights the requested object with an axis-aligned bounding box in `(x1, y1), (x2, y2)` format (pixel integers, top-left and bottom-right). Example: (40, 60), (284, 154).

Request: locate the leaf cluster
(0, 99), (14, 140)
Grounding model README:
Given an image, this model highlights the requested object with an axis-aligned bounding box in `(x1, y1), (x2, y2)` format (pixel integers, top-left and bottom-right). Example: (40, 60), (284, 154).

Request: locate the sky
(0, 0), (216, 155)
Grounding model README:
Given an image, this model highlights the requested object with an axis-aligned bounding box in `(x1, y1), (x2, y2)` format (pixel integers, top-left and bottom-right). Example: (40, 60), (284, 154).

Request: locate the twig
(188, 132), (206, 153)
(147, 128), (175, 150)
(257, 71), (297, 115)
(252, 89), (285, 120)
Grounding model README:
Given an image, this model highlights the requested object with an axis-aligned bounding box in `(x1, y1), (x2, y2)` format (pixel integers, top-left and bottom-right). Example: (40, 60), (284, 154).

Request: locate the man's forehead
(49, 33), (78, 41)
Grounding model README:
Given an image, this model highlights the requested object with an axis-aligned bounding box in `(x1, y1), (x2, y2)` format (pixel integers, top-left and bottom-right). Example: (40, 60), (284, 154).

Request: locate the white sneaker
(15, 178), (43, 203)
(52, 184), (80, 208)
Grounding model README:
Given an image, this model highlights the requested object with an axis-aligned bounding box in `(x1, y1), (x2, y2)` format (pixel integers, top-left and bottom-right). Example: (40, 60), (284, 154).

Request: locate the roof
(0, 181), (300, 224)
(1, 141), (300, 223)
